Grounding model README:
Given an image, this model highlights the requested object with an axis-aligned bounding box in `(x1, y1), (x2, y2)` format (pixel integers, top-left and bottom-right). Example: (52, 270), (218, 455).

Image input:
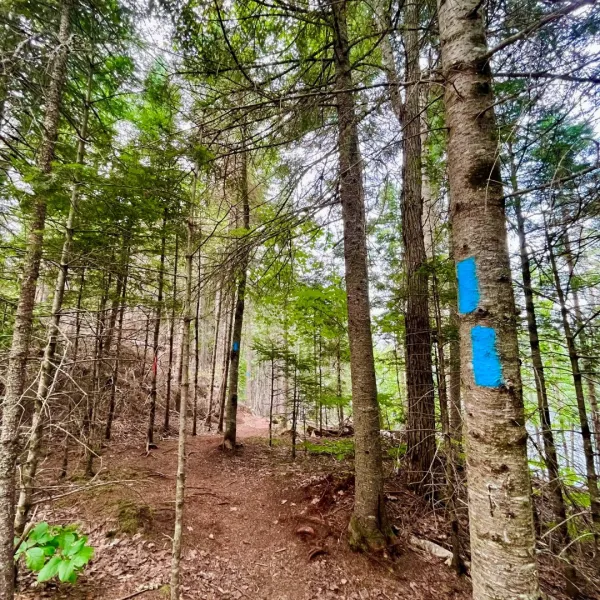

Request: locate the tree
(437, 0), (541, 598)
(329, 0), (389, 550)
(0, 1), (73, 595)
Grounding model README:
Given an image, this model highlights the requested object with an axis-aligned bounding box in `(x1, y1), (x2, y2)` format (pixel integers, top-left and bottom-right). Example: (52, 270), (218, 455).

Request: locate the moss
(159, 585), (170, 597)
(348, 514), (388, 553)
(117, 500), (153, 534)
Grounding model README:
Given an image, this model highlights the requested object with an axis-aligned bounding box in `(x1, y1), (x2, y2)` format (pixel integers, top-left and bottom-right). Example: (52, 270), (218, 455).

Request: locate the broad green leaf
(37, 556), (61, 582)
(25, 547), (46, 571)
(72, 546), (94, 567)
(65, 537), (86, 557)
(58, 558), (76, 583)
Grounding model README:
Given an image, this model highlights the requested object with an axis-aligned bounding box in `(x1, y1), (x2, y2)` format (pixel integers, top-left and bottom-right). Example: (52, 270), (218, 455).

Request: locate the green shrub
(15, 522), (94, 584)
(386, 444), (407, 460)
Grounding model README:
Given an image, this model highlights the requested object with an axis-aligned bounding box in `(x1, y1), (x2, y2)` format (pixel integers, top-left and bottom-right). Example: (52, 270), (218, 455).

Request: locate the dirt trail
(17, 410), (470, 600)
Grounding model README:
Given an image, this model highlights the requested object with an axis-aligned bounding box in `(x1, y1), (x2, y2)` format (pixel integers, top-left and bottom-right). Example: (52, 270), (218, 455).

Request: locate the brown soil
(17, 411), (471, 600)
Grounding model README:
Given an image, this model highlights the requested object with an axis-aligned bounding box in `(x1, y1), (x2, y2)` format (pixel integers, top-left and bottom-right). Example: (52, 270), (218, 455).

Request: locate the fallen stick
(409, 536), (470, 571)
(114, 583), (160, 600)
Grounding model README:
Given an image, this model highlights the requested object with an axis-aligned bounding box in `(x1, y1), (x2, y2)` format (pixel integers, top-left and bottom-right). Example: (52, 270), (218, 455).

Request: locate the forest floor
(14, 410), (472, 600)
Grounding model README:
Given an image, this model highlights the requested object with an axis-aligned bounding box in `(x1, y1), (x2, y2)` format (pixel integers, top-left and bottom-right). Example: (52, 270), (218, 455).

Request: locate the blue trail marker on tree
(471, 325), (503, 388)
(456, 257), (480, 314)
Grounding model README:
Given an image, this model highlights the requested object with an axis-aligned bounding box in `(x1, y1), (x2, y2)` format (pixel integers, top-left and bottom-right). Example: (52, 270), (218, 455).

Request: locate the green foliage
(15, 522), (94, 584)
(303, 439), (355, 461)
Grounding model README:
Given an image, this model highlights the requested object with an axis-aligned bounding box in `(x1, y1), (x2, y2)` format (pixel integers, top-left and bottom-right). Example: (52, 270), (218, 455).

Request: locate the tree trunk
(291, 359), (298, 460)
(85, 273), (110, 478)
(105, 255), (129, 440)
(269, 354), (275, 447)
(509, 147), (576, 593)
(72, 268), (86, 362)
(402, 0), (436, 486)
(438, 1), (541, 598)
(218, 286), (235, 433)
(562, 220), (600, 470)
(14, 68), (92, 535)
(546, 225), (600, 540)
(165, 234), (179, 432)
(223, 150), (250, 450)
(170, 170), (196, 600)
(432, 263), (462, 573)
(148, 210), (167, 447)
(192, 251), (202, 436)
(206, 285), (223, 429)
(0, 2), (72, 595)
(329, 0), (388, 551)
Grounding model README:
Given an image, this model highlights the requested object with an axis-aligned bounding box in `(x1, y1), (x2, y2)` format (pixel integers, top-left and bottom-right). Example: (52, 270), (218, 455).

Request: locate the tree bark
(105, 255), (129, 440)
(14, 67), (92, 535)
(223, 150), (250, 450)
(148, 210), (167, 447)
(206, 285), (223, 429)
(402, 0), (436, 485)
(217, 285), (235, 433)
(165, 234), (179, 432)
(170, 170), (196, 600)
(192, 250), (202, 436)
(329, 0), (388, 551)
(438, 1), (541, 598)
(0, 2), (72, 595)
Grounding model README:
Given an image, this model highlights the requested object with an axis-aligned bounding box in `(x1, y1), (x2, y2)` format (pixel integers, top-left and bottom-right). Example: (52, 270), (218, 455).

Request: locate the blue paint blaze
(457, 257), (480, 314)
(233, 341), (239, 352)
(471, 326), (503, 388)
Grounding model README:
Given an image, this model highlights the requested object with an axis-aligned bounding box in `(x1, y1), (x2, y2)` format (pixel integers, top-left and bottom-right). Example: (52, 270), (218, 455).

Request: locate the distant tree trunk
(148, 211), (167, 447)
(142, 312), (150, 370)
(206, 285), (223, 429)
(14, 68), (92, 535)
(401, 0), (436, 487)
(105, 256), (129, 440)
(72, 268), (86, 362)
(218, 286), (235, 433)
(291, 359), (298, 460)
(104, 271), (124, 356)
(509, 147), (576, 593)
(448, 229), (462, 446)
(438, 1), (541, 598)
(337, 339), (344, 426)
(432, 261), (462, 573)
(269, 354), (275, 447)
(0, 2), (72, 594)
(61, 267), (86, 480)
(329, 0), (388, 551)
(192, 251), (202, 436)
(85, 274), (110, 478)
(282, 295), (290, 428)
(170, 170), (196, 600)
(546, 224), (600, 540)
(448, 302), (461, 442)
(223, 150), (250, 450)
(165, 234), (179, 432)
(562, 221), (600, 467)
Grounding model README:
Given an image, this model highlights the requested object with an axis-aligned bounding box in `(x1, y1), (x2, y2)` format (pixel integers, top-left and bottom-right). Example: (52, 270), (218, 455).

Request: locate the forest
(1, 0), (599, 598)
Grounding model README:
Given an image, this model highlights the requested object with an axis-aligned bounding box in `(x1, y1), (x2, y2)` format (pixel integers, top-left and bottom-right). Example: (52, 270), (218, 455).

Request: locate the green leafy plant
(303, 439), (355, 461)
(15, 522), (94, 584)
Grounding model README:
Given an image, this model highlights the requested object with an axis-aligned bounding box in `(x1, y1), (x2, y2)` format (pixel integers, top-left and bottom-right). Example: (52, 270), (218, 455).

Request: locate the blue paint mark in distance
(471, 325), (503, 388)
(233, 341), (239, 352)
(457, 257), (480, 314)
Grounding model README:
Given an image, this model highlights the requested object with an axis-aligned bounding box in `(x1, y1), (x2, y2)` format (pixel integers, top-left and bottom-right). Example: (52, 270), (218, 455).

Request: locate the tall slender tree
(438, 1), (541, 598)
